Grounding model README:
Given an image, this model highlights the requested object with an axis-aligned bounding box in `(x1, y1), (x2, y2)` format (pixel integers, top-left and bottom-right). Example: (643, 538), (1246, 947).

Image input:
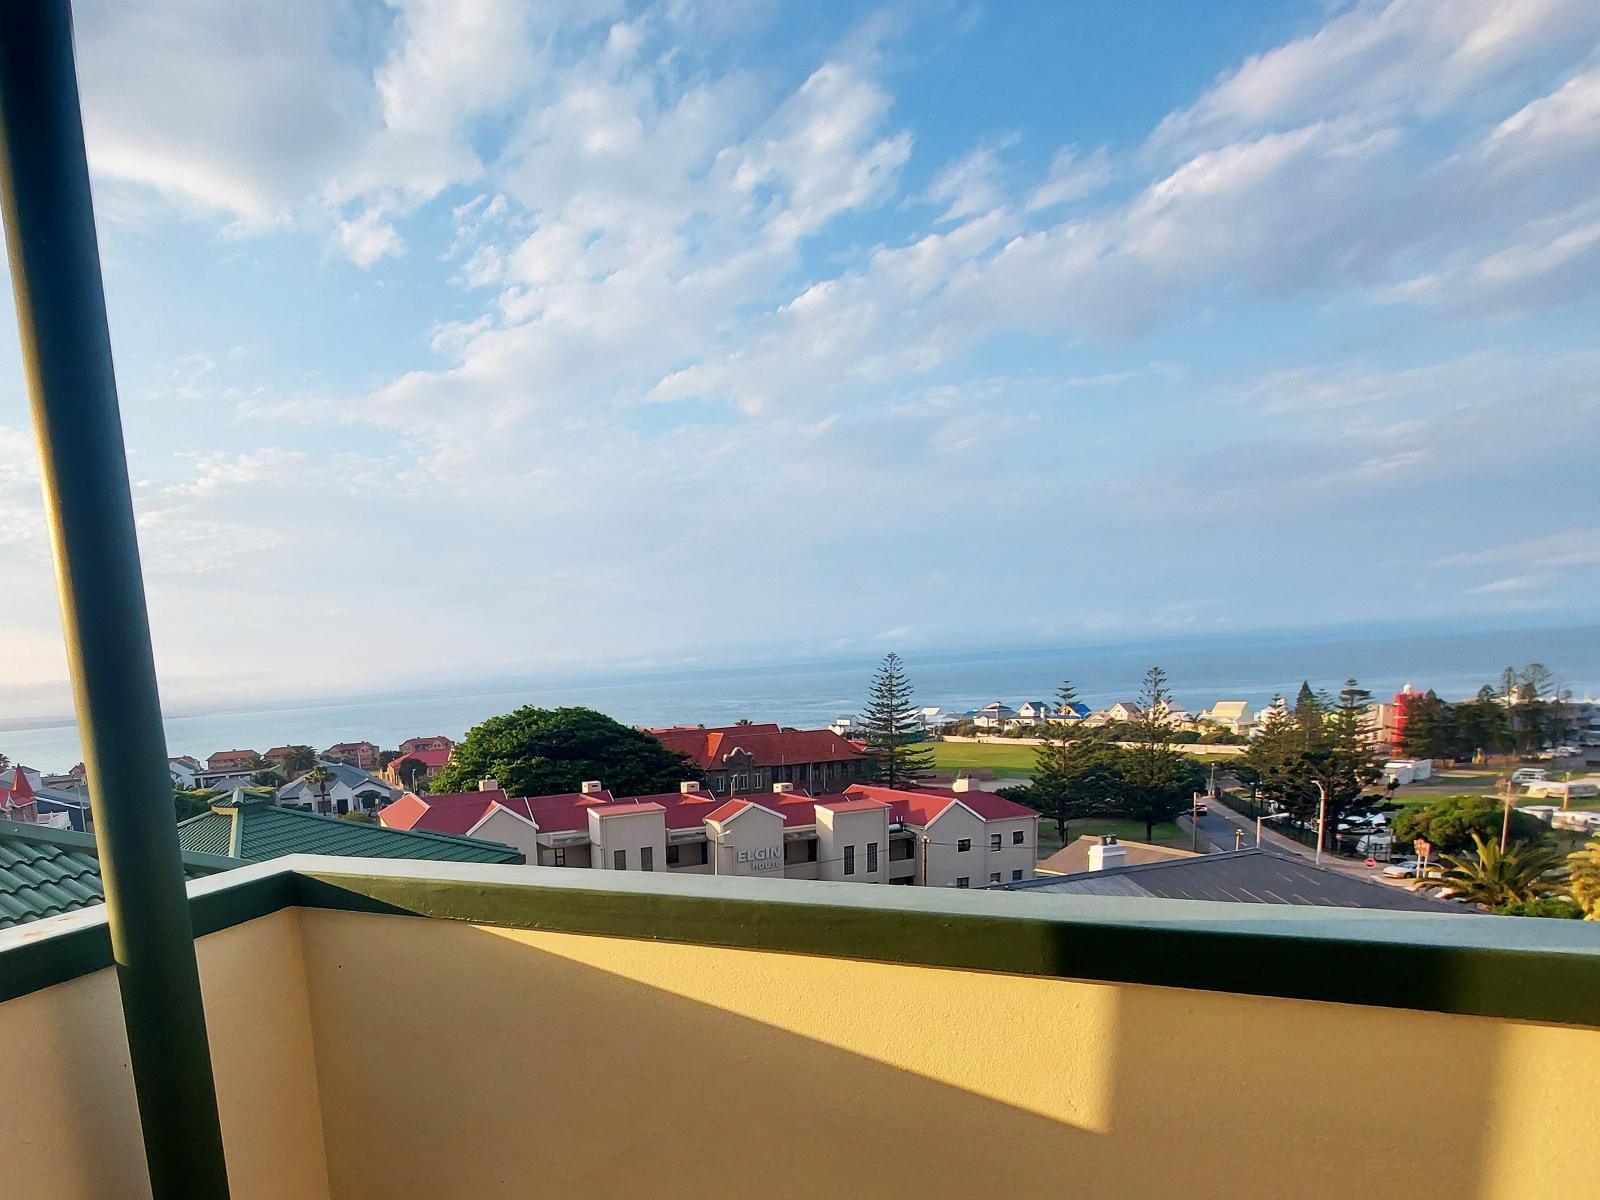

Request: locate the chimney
(1088, 836), (1126, 872)
(478, 777), (499, 792)
(580, 780), (604, 795)
(952, 776), (977, 793)
(772, 782), (794, 794)
(680, 781), (703, 794)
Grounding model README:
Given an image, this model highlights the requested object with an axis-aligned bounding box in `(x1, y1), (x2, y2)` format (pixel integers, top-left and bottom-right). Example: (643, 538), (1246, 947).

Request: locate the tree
(1031, 729), (1122, 845)
(303, 765), (335, 813)
(281, 745), (318, 776)
(395, 757), (431, 792)
(1397, 690), (1456, 760)
(1569, 831), (1600, 920)
(250, 767), (284, 788)
(1392, 795), (1545, 854)
(0, 751), (10, 773)
(1121, 666), (1197, 841)
(376, 749), (401, 771)
(1246, 677), (1379, 852)
(430, 706), (701, 798)
(174, 789), (213, 822)
(1415, 832), (1567, 908)
(860, 652), (934, 788)
(735, 717), (754, 726)
(1454, 687), (1514, 761)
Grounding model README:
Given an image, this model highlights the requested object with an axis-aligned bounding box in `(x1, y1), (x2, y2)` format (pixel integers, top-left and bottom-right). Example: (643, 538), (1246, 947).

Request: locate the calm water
(4, 624), (1598, 773)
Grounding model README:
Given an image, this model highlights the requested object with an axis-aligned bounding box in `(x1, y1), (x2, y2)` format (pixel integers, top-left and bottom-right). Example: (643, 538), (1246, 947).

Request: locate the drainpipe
(0, 5), (231, 1197)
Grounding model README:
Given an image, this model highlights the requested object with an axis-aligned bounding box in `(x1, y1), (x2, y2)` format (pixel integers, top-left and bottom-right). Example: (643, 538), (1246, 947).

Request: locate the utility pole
(1314, 781), (1328, 868)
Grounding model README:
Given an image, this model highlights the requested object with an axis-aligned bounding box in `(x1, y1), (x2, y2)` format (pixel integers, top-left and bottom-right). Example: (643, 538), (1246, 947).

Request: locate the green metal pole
(0, 5), (231, 1197)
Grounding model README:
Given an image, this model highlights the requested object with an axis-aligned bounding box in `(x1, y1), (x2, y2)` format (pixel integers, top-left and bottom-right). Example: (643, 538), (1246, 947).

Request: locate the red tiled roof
(843, 784), (1036, 824)
(815, 796), (890, 815)
(262, 746), (297, 758)
(1, 768), (35, 807)
(390, 748), (451, 770)
(653, 725), (867, 770)
(591, 801), (667, 818)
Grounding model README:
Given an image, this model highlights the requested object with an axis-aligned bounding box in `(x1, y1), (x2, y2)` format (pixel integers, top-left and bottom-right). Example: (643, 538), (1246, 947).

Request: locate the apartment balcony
(4, 859), (1598, 1200)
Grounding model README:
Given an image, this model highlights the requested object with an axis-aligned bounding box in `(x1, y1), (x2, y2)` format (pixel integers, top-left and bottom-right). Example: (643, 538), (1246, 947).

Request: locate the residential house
(1047, 702), (1091, 723)
(971, 702), (1017, 730)
(1015, 700), (1055, 723)
(323, 741), (379, 769)
(277, 764), (397, 816)
(260, 746), (301, 773)
(205, 749), (259, 772)
(1, 765), (91, 831)
(1200, 700), (1255, 737)
(650, 723), (872, 795)
(382, 747), (451, 789)
(179, 791), (521, 865)
(1084, 700), (1141, 728)
(168, 755), (204, 789)
(384, 776), (1036, 888)
(398, 735), (454, 756)
(194, 767), (265, 794)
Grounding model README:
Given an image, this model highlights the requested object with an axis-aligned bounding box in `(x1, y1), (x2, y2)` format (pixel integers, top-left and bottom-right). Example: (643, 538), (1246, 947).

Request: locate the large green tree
(1392, 795), (1545, 854)
(1245, 677), (1380, 852)
(1453, 686), (1514, 761)
(1031, 709), (1121, 846)
(1121, 666), (1199, 841)
(431, 706), (700, 797)
(1397, 690), (1456, 760)
(861, 652), (934, 788)
(280, 745), (318, 776)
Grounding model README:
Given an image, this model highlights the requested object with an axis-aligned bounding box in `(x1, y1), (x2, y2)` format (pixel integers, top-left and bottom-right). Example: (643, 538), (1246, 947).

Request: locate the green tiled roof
(0, 819), (240, 929)
(177, 795), (523, 865)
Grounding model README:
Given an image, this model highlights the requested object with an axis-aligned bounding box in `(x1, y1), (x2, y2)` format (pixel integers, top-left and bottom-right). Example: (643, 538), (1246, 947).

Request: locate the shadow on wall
(288, 907), (1582, 1200)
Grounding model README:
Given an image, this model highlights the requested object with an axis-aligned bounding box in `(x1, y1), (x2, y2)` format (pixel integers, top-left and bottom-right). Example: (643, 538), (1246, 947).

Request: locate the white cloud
(334, 210), (407, 267)
(1025, 146), (1112, 211)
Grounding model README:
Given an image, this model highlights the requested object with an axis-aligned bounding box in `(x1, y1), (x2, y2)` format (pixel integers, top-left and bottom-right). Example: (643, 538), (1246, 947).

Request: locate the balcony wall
(2, 858), (1598, 1200)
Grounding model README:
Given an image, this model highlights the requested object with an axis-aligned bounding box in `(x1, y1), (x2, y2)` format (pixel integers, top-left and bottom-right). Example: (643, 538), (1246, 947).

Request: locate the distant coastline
(4, 621), (1598, 773)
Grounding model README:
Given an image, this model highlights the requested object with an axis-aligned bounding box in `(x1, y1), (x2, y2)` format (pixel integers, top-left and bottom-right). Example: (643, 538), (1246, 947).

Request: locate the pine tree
(1122, 666), (1197, 840)
(861, 652), (934, 788)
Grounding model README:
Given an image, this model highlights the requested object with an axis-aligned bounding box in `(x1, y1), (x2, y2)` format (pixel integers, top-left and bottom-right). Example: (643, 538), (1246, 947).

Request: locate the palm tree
(302, 765), (335, 814)
(1569, 831), (1600, 919)
(1415, 832), (1567, 908)
(282, 745), (318, 776)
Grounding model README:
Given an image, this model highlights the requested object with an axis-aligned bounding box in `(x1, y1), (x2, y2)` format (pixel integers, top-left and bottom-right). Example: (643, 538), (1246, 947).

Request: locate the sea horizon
(3, 620), (1598, 774)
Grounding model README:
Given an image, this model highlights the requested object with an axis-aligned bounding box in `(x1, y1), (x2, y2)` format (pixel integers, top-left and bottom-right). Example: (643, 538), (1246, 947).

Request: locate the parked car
(1511, 768), (1549, 785)
(1192, 801), (1208, 816)
(1382, 858), (1432, 878)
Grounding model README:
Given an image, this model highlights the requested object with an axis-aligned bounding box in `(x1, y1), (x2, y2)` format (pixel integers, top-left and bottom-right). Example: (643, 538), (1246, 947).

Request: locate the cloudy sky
(1, 0), (1598, 718)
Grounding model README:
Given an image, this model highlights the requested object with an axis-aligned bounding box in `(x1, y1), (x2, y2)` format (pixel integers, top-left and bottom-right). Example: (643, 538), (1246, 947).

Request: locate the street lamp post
(1314, 781), (1329, 868)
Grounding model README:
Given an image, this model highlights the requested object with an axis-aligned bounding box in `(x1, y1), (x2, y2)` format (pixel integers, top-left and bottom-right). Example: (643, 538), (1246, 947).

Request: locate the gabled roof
(843, 783), (1036, 825)
(179, 793), (522, 865)
(278, 762), (394, 799)
(652, 724), (867, 770)
(1037, 835), (1199, 876)
(815, 796), (891, 815)
(389, 747), (451, 770)
(0, 818), (240, 929)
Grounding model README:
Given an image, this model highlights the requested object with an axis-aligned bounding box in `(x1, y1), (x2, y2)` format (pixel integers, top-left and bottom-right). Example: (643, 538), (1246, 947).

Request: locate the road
(1180, 797), (1388, 883)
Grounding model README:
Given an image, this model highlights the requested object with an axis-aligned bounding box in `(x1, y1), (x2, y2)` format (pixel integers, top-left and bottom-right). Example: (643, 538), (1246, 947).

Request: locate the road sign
(1414, 837), (1433, 860)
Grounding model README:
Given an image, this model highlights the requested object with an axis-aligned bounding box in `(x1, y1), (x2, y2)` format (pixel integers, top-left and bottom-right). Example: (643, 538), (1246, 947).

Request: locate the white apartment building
(380, 778), (1039, 889)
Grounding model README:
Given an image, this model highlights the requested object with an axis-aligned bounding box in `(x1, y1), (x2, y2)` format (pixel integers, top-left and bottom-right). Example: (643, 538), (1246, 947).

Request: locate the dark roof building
(179, 791), (523, 865)
(0, 818), (239, 929)
(993, 848), (1467, 913)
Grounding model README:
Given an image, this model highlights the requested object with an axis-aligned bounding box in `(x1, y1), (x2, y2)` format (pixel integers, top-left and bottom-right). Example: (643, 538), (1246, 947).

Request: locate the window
(807, 839), (818, 862)
(867, 841), (879, 872)
(889, 839), (914, 861)
(1011, 869), (1023, 881)
(613, 849), (626, 870)
(553, 848), (567, 867)
(990, 833), (1001, 850)
(844, 845), (856, 875)
(666, 843), (680, 866)
(956, 876), (970, 888)
(1012, 830), (1025, 845)
(989, 872), (1001, 884)
(641, 846), (654, 872)
(733, 773), (748, 791)
(957, 838), (971, 852)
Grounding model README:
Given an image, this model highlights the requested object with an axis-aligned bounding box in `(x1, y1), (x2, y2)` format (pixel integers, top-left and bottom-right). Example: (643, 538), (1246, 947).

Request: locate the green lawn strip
(1036, 818), (1188, 859)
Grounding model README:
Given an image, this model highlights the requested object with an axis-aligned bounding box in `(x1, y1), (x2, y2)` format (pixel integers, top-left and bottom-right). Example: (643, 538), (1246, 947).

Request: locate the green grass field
(1036, 818), (1189, 858)
(921, 740), (1040, 777)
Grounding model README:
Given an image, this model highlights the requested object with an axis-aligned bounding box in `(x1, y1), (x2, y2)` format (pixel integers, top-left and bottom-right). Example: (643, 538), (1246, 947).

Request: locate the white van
(1510, 768), (1549, 786)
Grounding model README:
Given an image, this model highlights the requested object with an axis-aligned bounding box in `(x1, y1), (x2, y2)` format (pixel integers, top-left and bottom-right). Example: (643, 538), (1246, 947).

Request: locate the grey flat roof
(995, 848), (1466, 913)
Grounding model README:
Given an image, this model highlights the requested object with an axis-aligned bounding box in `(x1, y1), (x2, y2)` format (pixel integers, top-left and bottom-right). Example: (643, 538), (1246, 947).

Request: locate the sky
(1, 0), (1599, 720)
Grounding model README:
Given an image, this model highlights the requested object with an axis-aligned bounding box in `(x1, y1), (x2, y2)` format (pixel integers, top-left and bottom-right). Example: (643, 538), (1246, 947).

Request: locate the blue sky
(2, 0), (1599, 717)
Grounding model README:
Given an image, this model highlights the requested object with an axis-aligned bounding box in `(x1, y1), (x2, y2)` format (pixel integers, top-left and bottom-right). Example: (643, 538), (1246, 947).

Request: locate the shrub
(1493, 897), (1583, 919)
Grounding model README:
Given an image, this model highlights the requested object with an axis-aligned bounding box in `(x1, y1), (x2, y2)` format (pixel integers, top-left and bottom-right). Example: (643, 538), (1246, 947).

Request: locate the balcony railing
(3, 858), (1598, 1199)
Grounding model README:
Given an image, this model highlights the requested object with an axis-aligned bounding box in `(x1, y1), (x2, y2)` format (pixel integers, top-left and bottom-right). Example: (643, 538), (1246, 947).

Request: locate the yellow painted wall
(298, 907), (1600, 1200)
(0, 911), (330, 1200)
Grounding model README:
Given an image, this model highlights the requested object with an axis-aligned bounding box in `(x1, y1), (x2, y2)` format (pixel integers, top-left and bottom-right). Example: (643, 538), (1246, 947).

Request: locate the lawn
(921, 740), (1040, 778)
(1036, 818), (1190, 858)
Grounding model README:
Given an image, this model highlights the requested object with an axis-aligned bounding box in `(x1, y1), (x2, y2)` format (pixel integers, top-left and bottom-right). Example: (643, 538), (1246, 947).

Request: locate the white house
(1201, 700), (1256, 736)
(972, 702), (1017, 730)
(1016, 701), (1055, 722)
(278, 763), (397, 816)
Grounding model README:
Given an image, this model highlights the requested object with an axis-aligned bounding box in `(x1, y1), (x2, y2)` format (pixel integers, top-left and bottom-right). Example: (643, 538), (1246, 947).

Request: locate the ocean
(3, 623), (1598, 774)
